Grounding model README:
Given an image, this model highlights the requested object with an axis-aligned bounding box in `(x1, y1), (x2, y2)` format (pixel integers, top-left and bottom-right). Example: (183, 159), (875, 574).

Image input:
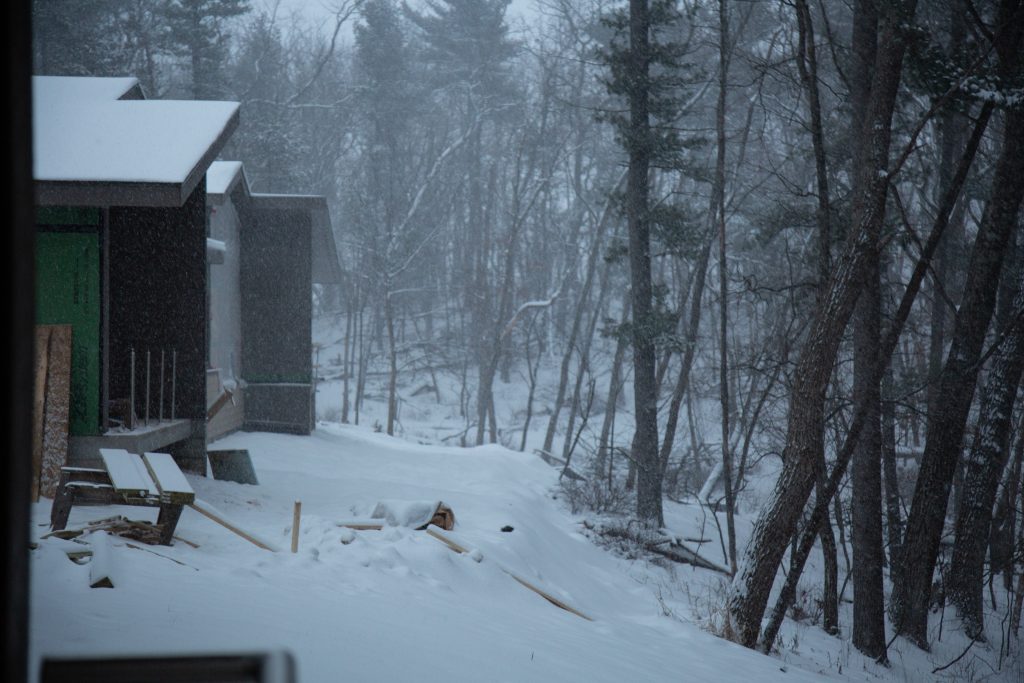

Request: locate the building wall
(34, 209), (103, 436)
(208, 198), (242, 383)
(207, 195), (245, 442)
(239, 204), (313, 434)
(107, 183), (207, 471)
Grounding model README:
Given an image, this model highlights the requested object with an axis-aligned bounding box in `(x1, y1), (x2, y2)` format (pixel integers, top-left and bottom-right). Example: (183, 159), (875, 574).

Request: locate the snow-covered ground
(28, 315), (1023, 682)
(29, 422), (1022, 682)
(31, 425), (811, 682)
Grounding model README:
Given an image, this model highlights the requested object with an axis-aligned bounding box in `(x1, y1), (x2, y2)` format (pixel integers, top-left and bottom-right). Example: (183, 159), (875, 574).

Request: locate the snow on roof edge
(35, 100), (240, 207)
(33, 75), (141, 102)
(207, 160), (245, 197)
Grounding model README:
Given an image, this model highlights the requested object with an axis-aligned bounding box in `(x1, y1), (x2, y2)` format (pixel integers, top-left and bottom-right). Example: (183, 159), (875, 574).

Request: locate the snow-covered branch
(500, 286), (563, 339)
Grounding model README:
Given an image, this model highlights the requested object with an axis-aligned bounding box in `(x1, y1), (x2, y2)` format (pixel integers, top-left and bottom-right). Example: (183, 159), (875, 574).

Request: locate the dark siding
(239, 205), (313, 434)
(240, 206), (312, 383)
(107, 183), (207, 424)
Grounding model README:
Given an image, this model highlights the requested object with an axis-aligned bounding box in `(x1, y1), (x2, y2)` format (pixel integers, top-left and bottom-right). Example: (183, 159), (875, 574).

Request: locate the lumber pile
(44, 515), (188, 547)
(33, 325), (73, 500)
(343, 500), (455, 531)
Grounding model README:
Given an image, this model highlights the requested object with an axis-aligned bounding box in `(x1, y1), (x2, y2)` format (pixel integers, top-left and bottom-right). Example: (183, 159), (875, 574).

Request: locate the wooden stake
(291, 501), (301, 553)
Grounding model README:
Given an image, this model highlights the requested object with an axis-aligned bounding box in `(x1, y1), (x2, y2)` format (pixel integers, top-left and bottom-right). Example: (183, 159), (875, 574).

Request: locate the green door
(36, 232), (101, 436)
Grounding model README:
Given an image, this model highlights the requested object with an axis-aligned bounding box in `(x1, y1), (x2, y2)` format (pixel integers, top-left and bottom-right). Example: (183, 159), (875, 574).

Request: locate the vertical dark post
(145, 349), (151, 426)
(4, 0), (34, 678)
(171, 349), (177, 420)
(159, 348), (165, 422)
(101, 208), (110, 433)
(129, 347), (135, 430)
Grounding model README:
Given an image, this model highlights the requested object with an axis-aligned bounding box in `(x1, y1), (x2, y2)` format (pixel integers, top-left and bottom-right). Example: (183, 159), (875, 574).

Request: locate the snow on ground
(29, 422), (1024, 681)
(29, 315), (1023, 682)
(32, 425), (828, 682)
(306, 314), (1024, 683)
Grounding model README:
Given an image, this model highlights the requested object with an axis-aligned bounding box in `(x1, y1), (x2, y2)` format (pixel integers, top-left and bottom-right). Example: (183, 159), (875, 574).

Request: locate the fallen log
(590, 524), (730, 575)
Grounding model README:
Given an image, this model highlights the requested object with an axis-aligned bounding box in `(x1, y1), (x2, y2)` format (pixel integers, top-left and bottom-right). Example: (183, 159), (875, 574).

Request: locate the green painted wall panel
(37, 207), (101, 226)
(36, 232), (101, 436)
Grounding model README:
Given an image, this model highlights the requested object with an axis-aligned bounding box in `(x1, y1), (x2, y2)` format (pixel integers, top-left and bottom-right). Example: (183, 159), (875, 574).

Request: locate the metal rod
(129, 348), (135, 430)
(171, 349), (177, 421)
(159, 349), (165, 423)
(145, 350), (151, 426)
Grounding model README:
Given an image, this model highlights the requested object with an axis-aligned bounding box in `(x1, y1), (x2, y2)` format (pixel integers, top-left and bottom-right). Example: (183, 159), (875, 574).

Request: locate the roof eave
(178, 106), (241, 206)
(34, 179), (184, 208)
(34, 106), (241, 209)
(247, 193), (342, 284)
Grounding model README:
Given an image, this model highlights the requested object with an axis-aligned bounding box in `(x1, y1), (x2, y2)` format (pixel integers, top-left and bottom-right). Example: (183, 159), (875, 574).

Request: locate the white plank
(99, 448), (154, 496)
(143, 452), (194, 497)
(88, 530), (116, 588)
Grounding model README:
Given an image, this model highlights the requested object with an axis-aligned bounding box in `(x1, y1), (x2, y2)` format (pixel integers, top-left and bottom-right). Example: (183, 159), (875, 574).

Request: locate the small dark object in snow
(208, 449), (259, 485)
(501, 525), (514, 532)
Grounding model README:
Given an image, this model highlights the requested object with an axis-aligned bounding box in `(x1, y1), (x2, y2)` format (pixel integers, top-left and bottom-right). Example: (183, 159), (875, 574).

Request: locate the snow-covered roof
(205, 160), (342, 283)
(206, 160), (245, 198)
(33, 76), (239, 207)
(33, 75), (142, 102)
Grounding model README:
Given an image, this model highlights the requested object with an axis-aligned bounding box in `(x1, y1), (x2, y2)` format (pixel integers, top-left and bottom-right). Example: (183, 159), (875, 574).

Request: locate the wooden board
(143, 452), (195, 505)
(206, 390), (233, 422)
(425, 526), (592, 621)
(99, 449), (155, 498)
(35, 325), (73, 500)
(189, 499), (279, 552)
(88, 531), (115, 588)
(32, 327), (50, 501)
(336, 520), (385, 531)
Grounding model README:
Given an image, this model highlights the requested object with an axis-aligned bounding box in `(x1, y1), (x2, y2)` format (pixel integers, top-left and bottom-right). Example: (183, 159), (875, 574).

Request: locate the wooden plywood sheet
(35, 325), (73, 500)
(99, 448), (155, 498)
(143, 452), (195, 504)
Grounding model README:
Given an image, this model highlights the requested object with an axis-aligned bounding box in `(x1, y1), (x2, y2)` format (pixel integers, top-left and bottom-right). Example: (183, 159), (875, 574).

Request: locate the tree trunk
(759, 89), (994, 656)
(715, 0), (737, 574)
(341, 297), (352, 424)
(627, 0), (662, 526)
(894, 90), (1024, 648)
(386, 289), (398, 436)
(844, 0), (889, 658)
(881, 364), (903, 580)
(597, 298), (632, 480)
(728, 0), (916, 648)
(851, 258), (886, 656)
(563, 252), (615, 463)
(657, 228), (713, 480)
(947, 258), (1024, 639)
(818, 479), (840, 636)
(541, 183), (619, 458)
